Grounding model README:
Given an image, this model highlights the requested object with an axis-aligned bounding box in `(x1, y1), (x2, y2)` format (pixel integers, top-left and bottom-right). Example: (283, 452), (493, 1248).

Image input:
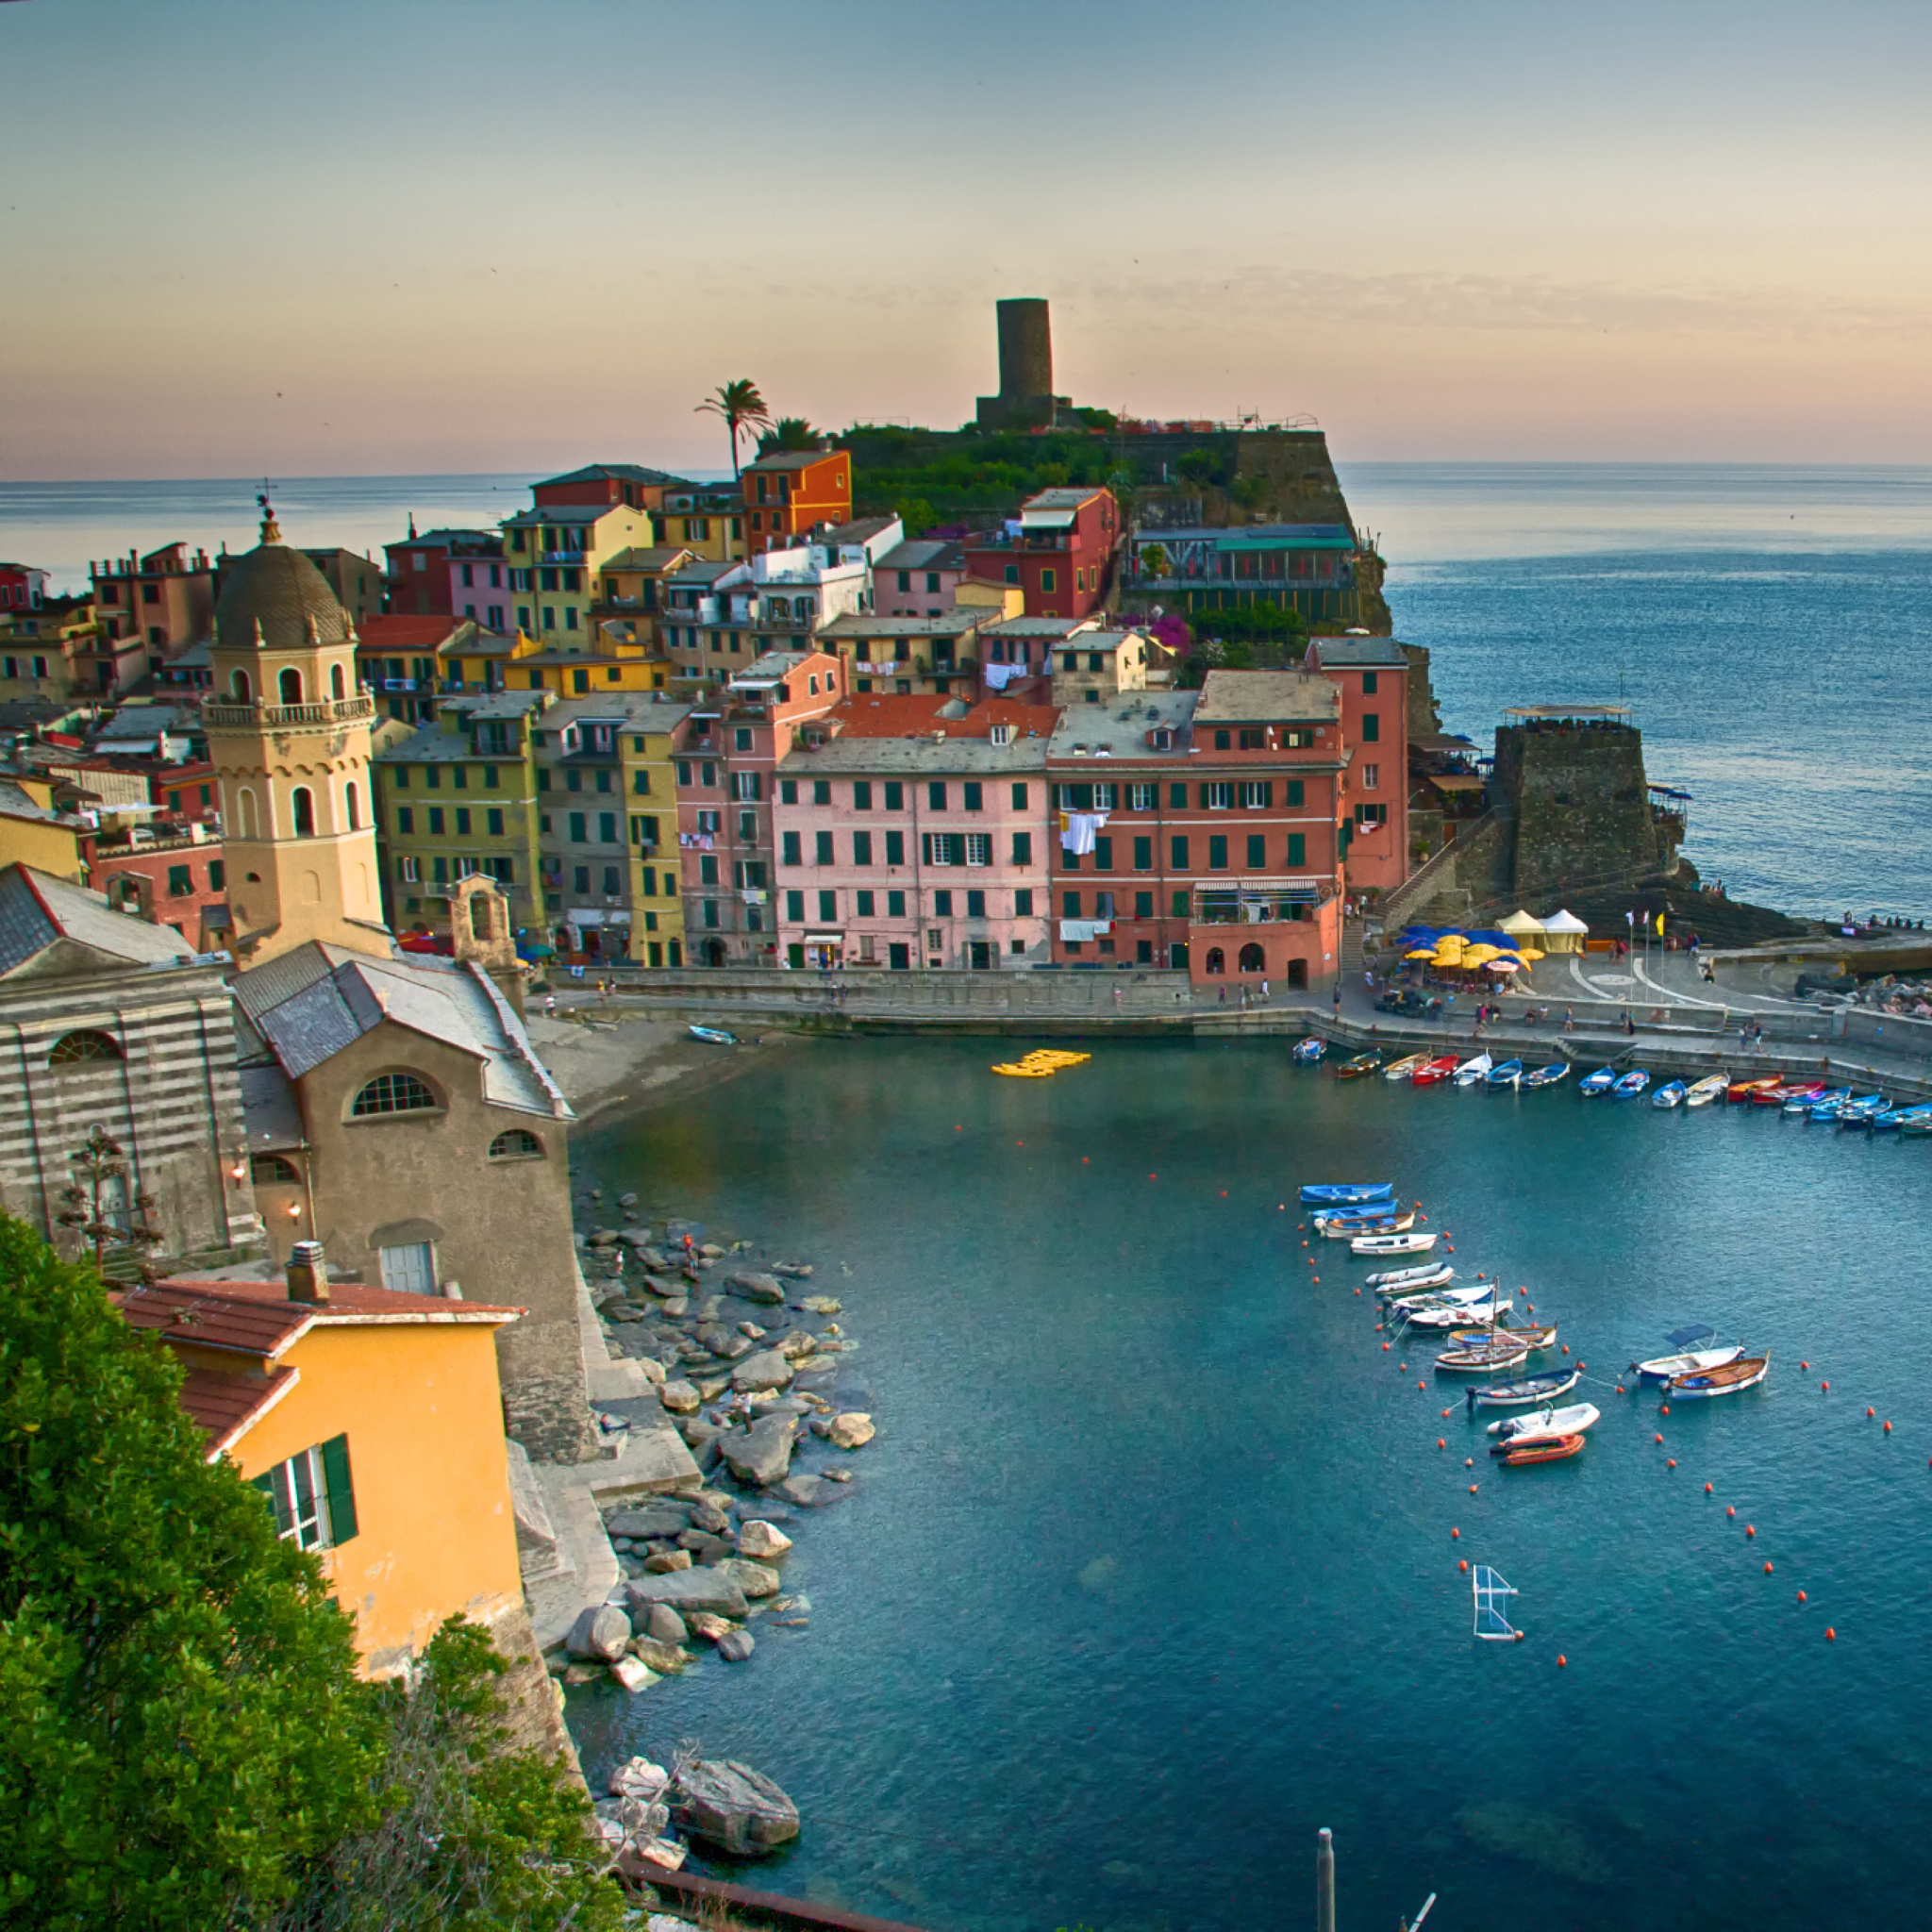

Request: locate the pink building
(871, 539), (966, 617)
(1304, 636), (1409, 899)
(771, 692), (1061, 970)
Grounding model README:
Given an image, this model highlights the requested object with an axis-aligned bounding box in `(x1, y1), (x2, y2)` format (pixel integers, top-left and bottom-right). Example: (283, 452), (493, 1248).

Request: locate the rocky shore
(556, 1187), (877, 1873)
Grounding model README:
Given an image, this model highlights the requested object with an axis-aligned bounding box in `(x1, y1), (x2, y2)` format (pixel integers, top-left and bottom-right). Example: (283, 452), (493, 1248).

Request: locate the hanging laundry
(1059, 812), (1106, 855)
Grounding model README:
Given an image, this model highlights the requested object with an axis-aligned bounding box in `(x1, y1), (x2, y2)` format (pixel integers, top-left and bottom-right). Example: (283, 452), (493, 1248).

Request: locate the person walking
(1563, 1006), (1575, 1033)
(1260, 978), (1270, 1004)
(1624, 1009), (1637, 1037)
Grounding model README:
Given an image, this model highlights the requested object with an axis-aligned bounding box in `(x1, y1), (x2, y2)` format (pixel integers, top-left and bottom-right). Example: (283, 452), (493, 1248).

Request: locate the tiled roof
(1193, 670), (1341, 724)
(358, 616), (465, 649)
(214, 540), (351, 653)
(538, 464), (690, 489)
(0, 865), (197, 976)
(115, 1281), (313, 1359)
(1305, 635), (1409, 668)
(826, 693), (1059, 741)
(176, 1364), (300, 1458)
(818, 614), (976, 638)
(158, 1275), (523, 1321)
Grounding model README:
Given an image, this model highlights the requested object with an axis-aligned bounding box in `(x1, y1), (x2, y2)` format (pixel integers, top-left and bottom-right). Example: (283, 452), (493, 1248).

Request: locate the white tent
(1541, 908), (1590, 954)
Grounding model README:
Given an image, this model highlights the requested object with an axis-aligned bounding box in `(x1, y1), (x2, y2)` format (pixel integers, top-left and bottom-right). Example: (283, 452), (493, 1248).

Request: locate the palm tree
(759, 417), (821, 454)
(695, 379), (772, 479)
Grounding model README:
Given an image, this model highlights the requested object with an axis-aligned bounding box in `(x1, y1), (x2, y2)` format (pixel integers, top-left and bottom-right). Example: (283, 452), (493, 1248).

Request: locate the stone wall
(1496, 723), (1661, 902)
(1381, 808), (1515, 928)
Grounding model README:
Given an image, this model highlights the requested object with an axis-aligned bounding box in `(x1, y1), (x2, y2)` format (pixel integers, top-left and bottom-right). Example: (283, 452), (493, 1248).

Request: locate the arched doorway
(1204, 947), (1225, 975)
(231, 669), (252, 702)
(1239, 942), (1265, 974)
(1287, 958), (1308, 990)
(291, 787), (315, 837)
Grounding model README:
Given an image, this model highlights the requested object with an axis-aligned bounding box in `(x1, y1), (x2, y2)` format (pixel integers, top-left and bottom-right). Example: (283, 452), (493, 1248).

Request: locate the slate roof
(539, 464), (690, 490)
(232, 942), (571, 1118)
(1046, 692), (1200, 760)
(0, 779), (58, 822)
(239, 1060), (306, 1152)
(601, 547), (691, 572)
(818, 614), (978, 638)
(0, 865), (196, 975)
(825, 693), (1059, 741)
(1192, 670), (1341, 724)
(874, 539), (964, 575)
(1305, 636), (1409, 668)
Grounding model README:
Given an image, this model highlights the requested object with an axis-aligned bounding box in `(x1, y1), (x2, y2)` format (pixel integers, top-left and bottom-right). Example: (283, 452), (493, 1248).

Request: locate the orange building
(120, 1257), (527, 1678)
(741, 449), (852, 554)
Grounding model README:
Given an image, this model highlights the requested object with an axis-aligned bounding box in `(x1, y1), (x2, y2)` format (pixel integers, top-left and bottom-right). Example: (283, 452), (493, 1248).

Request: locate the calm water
(570, 1039), (1932, 1932)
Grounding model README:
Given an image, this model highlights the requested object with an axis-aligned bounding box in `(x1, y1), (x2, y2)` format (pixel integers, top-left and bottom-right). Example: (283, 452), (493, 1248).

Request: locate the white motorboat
(1486, 1401), (1601, 1443)
(1629, 1324), (1741, 1384)
(1351, 1230), (1438, 1256)
(1400, 1297), (1501, 1330)
(1684, 1075), (1728, 1108)
(1453, 1052), (1493, 1087)
(1384, 1283), (1492, 1313)
(1366, 1260), (1455, 1292)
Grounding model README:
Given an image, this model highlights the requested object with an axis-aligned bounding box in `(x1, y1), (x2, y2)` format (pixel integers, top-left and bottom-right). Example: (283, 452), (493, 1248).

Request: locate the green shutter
(320, 1434), (358, 1545)
(1289, 833), (1307, 867)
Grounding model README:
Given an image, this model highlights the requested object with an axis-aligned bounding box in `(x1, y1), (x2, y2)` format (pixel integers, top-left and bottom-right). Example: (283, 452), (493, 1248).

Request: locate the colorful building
(500, 502), (655, 647)
(119, 1263), (526, 1678)
(1123, 524), (1363, 630)
(617, 697), (692, 968)
(963, 487), (1118, 620)
(772, 693), (1059, 969)
(90, 542), (216, 678)
(741, 449), (853, 555)
(298, 548), (387, 630)
(382, 528), (499, 620)
(0, 563), (48, 612)
(873, 538), (967, 617)
(1049, 627), (1152, 709)
(90, 826), (229, 951)
(358, 614), (473, 722)
(532, 462), (691, 513)
(1304, 635), (1409, 897)
(652, 482), (747, 562)
(815, 613), (986, 698)
(0, 593), (109, 701)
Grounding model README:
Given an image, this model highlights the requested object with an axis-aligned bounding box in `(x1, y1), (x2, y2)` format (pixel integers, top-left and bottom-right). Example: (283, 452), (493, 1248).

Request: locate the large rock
(720, 1416), (796, 1487)
(566, 1604), (633, 1661)
(775, 1331), (820, 1362)
(644, 1603), (688, 1646)
(828, 1412), (876, 1450)
(724, 1271), (787, 1306)
(609, 1656), (658, 1692)
(608, 1756), (670, 1800)
(689, 1611), (740, 1642)
(776, 1474), (825, 1507)
(658, 1380), (701, 1414)
(628, 1637), (691, 1674)
(643, 1550), (691, 1574)
(625, 1570), (750, 1618)
(673, 1758), (800, 1855)
(731, 1350), (793, 1393)
(697, 1324), (755, 1361)
(712, 1557), (782, 1599)
(717, 1630), (756, 1663)
(606, 1504), (691, 1541)
(736, 1519), (793, 1560)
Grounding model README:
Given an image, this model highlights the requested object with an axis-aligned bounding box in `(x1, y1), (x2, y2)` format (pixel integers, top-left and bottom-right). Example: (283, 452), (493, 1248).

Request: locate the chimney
(286, 1239), (328, 1305)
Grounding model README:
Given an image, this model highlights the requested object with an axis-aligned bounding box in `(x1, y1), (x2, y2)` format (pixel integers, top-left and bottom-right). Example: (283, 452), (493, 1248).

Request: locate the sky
(4, 0), (1932, 478)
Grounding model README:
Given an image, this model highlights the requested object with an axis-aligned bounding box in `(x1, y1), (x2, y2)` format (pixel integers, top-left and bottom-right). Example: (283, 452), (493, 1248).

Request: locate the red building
(382, 529), (498, 618)
(964, 487), (1117, 620)
(531, 464), (690, 511)
(358, 614), (470, 721)
(0, 563), (48, 613)
(1304, 635), (1409, 900)
(741, 450), (853, 555)
(88, 828), (228, 951)
(1047, 671), (1347, 988)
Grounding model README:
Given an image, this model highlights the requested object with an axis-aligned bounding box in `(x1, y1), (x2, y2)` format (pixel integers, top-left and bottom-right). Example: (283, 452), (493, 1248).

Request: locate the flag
(1656, 911), (1665, 935)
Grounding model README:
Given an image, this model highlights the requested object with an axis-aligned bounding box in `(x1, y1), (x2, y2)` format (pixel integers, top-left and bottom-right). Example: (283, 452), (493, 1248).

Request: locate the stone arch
(300, 870), (321, 904)
(231, 668), (253, 702)
(1239, 941), (1265, 974)
(47, 1028), (123, 1067)
(344, 780), (360, 830)
(1204, 947), (1226, 975)
(291, 786), (315, 837)
(236, 786), (258, 840)
(278, 666), (304, 705)
(329, 662), (346, 701)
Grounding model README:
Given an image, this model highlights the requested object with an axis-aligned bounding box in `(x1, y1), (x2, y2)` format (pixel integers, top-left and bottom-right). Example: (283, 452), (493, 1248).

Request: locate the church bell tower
(205, 502), (390, 964)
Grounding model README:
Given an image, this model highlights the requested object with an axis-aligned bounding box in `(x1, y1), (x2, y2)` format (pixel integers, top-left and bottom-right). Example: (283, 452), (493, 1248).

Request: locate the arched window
(470, 891), (494, 941)
(292, 787), (315, 837)
(251, 1153), (301, 1184)
(329, 663), (346, 701)
(278, 667), (304, 705)
(344, 781), (360, 830)
(1239, 942), (1265, 974)
(1204, 948), (1225, 976)
(237, 787), (258, 840)
(350, 1071), (439, 1118)
(47, 1028), (123, 1067)
(231, 669), (253, 702)
(488, 1128), (543, 1161)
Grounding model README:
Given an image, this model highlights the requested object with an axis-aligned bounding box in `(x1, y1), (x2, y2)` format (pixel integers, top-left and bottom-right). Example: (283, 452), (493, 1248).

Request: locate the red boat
(1410, 1055), (1460, 1087)
(1727, 1077), (1779, 1103)
(1753, 1080), (1822, 1107)
(1497, 1432), (1587, 1468)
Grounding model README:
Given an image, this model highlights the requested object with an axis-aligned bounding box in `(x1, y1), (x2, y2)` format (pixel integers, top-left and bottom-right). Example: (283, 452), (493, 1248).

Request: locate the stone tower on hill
(205, 506), (390, 967)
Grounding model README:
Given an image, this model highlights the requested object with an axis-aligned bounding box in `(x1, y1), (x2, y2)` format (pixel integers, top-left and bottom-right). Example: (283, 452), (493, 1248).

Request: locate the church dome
(215, 511), (352, 652)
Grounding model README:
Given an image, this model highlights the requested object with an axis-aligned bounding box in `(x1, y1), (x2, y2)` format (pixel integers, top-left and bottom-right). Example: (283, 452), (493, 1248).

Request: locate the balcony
(1192, 879), (1325, 926)
(204, 694), (375, 729)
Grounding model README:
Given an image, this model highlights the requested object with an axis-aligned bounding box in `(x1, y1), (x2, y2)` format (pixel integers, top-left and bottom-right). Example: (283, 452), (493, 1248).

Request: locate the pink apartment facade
(771, 693), (1060, 970)
(1303, 635), (1409, 898)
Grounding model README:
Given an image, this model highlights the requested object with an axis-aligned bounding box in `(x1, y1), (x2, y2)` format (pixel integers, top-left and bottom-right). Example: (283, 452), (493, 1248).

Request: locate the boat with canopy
(1629, 1324), (1742, 1383)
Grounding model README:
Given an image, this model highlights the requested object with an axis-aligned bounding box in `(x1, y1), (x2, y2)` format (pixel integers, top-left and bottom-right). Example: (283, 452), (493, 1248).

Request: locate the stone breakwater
(558, 1191), (877, 1872)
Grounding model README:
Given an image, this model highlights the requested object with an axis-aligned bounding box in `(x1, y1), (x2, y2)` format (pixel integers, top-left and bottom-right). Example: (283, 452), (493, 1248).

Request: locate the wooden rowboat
(1383, 1053), (1430, 1080)
(1447, 1320), (1557, 1351)
(1496, 1432), (1587, 1467)
(1335, 1055), (1384, 1080)
(1435, 1340), (1532, 1374)
(1465, 1367), (1583, 1409)
(1668, 1354), (1770, 1398)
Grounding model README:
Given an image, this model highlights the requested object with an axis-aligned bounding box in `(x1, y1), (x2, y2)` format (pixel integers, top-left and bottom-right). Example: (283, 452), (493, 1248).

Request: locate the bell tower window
(232, 670), (252, 702)
(330, 663), (346, 701)
(279, 667), (303, 705)
(292, 787), (315, 837)
(344, 782), (360, 830)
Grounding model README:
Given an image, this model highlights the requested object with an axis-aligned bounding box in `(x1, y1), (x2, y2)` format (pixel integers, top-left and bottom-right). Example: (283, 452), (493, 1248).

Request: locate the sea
(6, 461), (1931, 920)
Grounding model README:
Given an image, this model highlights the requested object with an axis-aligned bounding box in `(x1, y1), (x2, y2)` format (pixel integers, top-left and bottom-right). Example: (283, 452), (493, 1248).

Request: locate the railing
(203, 694), (375, 729)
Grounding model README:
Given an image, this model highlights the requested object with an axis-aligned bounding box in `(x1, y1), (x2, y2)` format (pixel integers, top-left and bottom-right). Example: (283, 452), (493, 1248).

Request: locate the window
(814, 830), (834, 864)
(254, 1437), (356, 1550)
(1004, 564), (1019, 585)
(818, 890), (837, 922)
(781, 830), (802, 867)
(853, 830), (874, 865)
(1361, 712), (1381, 743)
(1129, 783), (1156, 811)
(1205, 947), (1225, 976)
(278, 667), (303, 705)
(1363, 671), (1379, 695)
(1062, 891), (1080, 917)
(1288, 832), (1307, 867)
(208, 860), (225, 890)
(854, 780), (873, 809)
(1361, 763), (1379, 791)
(922, 833), (964, 866)
(1169, 783), (1188, 808)
(962, 781), (983, 812)
(885, 829), (906, 865)
(603, 865), (621, 894)
(786, 891), (805, 921)
(47, 1028), (121, 1066)
(731, 772), (760, 802)
(1239, 942), (1265, 974)
(351, 1071), (438, 1117)
(1094, 836), (1113, 870)
(455, 808), (472, 835)
(1015, 889), (1034, 915)
(1008, 782), (1028, 812)
(487, 808), (504, 835)
(1135, 890), (1154, 918)
(599, 811), (618, 843)
(966, 890), (986, 918)
(1133, 836), (1153, 871)
(1213, 729), (1230, 750)
(1208, 835), (1228, 870)
(927, 781), (947, 810)
(1011, 831), (1032, 865)
(167, 864), (192, 897)
(735, 727), (754, 752)
(575, 864), (592, 892)
(425, 765), (442, 791)
(1204, 782), (1233, 810)
(856, 890), (874, 915)
(884, 781), (904, 810)
(378, 1241), (436, 1295)
(1173, 890), (1189, 916)
(1247, 834), (1266, 869)
(1041, 569), (1057, 593)
(1171, 835), (1190, 869)
(703, 900), (719, 927)
(399, 856), (420, 883)
(292, 787), (316, 836)
(887, 890), (906, 917)
(934, 891), (953, 916)
(698, 856), (720, 886)
(1241, 781), (1272, 808)
(1286, 779), (1306, 807)
(965, 833), (991, 867)
(488, 1129), (543, 1160)
(567, 811), (585, 842)
(1237, 728), (1264, 750)
(252, 1154), (300, 1184)
(1357, 803), (1389, 826)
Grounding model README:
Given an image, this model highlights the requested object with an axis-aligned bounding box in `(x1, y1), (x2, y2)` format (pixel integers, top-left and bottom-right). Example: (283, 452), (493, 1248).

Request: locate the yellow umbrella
(1515, 947), (1545, 962)
(1404, 948), (1436, 960)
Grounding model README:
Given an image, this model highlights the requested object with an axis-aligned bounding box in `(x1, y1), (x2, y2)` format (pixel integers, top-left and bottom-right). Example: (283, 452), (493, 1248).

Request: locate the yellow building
(441, 625), (545, 693)
(0, 594), (109, 702)
(501, 502), (656, 648)
(618, 698), (693, 965)
(119, 1263), (526, 1677)
(0, 778), (87, 880)
(650, 484), (745, 561)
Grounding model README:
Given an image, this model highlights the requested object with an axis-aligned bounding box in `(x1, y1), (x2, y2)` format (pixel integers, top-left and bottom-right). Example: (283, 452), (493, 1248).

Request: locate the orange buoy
(1220, 1190), (1227, 1197)
(1017, 1141), (1024, 1147)
(1310, 1276), (1319, 1284)
(1706, 1483), (1714, 1493)
(1745, 1524), (1757, 1538)
(1441, 1408), (1453, 1418)
(1469, 1484), (1478, 1494)
(1355, 1288), (1362, 1296)
(1383, 1341), (1391, 1351)
(1655, 1433), (1664, 1444)
(1557, 1655), (1568, 1668)
(1561, 1345), (1570, 1355)
(1867, 1407), (1875, 1418)
(1764, 1562), (1774, 1574)
(1885, 1420), (1892, 1432)
(1399, 1363), (1407, 1371)
(1457, 1557), (1468, 1572)
(1446, 1244), (1455, 1253)
(1439, 1439), (1447, 1449)
(1617, 1385), (1626, 1394)
(1726, 1507), (1736, 1518)
(1826, 1627), (1837, 1641)
(1514, 1631), (1525, 1642)
(1667, 1459), (1676, 1469)
(1798, 1590), (1807, 1602)
(1451, 1527), (1460, 1539)
(1417, 1382), (1425, 1391)
(1822, 1380), (1830, 1391)
(1800, 1359), (1808, 1370)
(1660, 1404), (1670, 1415)
(1465, 1457), (1474, 1468)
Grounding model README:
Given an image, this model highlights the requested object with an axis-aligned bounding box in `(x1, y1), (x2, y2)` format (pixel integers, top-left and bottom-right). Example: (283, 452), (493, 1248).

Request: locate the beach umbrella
(1404, 948), (1436, 960)
(1515, 946), (1546, 961)
(1486, 958), (1523, 974)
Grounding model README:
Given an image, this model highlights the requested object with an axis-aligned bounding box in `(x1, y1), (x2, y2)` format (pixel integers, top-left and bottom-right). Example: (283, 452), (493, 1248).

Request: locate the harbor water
(569, 1036), (1932, 1932)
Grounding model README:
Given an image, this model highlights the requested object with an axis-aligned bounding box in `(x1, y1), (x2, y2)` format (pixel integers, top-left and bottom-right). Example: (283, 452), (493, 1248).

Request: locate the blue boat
(1522, 1063), (1570, 1089)
(1874, 1103), (1932, 1131)
(1611, 1070), (1651, 1099)
(1839, 1093), (1889, 1125)
(1578, 1067), (1616, 1095)
(1486, 1058), (1524, 1089)
(1292, 1037), (1326, 1063)
(1785, 1085), (1842, 1115)
(1313, 1200), (1406, 1224)
(1808, 1093), (1850, 1122)
(688, 1024), (740, 1046)
(1651, 1079), (1688, 1108)
(1299, 1182), (1394, 1207)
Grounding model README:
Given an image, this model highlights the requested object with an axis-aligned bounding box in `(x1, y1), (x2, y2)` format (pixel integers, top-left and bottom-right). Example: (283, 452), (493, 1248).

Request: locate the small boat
(1291, 1036), (1326, 1063)
(1367, 1260), (1456, 1292)
(1436, 1340), (1532, 1374)
(688, 1024), (739, 1046)
(1785, 1086), (1841, 1116)
(1630, 1324), (1743, 1384)
(1874, 1103), (1932, 1131)
(1808, 1094), (1851, 1123)
(1453, 1052), (1493, 1087)
(1763, 1081), (1824, 1108)
(1466, 1367), (1583, 1410)
(1411, 1055), (1460, 1086)
(1473, 1565), (1521, 1640)
(1299, 1182), (1394, 1207)
(1351, 1230), (1438, 1256)
(1383, 1053), (1430, 1081)
(1487, 1401), (1601, 1443)
(1383, 1281), (1490, 1311)
(1522, 1062), (1570, 1089)
(991, 1061), (1054, 1076)
(1401, 1297), (1501, 1330)
(1448, 1319), (1556, 1352)
(1315, 1210), (1416, 1238)
(1901, 1117), (1932, 1137)
(1839, 1093), (1889, 1124)
(1684, 1074), (1728, 1108)
(1335, 1054), (1384, 1080)
(1727, 1076), (1778, 1103)
(1669, 1354), (1770, 1399)
(1496, 1432), (1587, 1468)
(1652, 1079), (1688, 1108)
(1611, 1069), (1650, 1099)
(1578, 1067), (1617, 1095)
(1485, 1058), (1524, 1089)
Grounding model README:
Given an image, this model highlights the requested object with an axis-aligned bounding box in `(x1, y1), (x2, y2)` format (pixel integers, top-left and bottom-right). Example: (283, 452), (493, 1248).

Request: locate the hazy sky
(5, 0), (1932, 478)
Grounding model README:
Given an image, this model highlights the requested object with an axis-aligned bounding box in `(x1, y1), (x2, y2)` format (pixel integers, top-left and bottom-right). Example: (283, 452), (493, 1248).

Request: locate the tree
(758, 416), (820, 454)
(693, 380), (771, 479)
(892, 496), (938, 539)
(55, 1124), (163, 1281)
